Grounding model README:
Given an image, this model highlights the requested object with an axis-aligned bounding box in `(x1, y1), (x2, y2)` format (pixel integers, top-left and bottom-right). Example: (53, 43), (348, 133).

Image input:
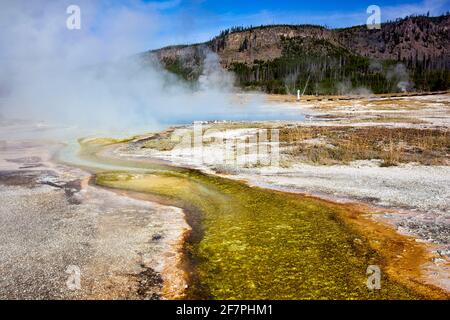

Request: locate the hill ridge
(149, 14), (450, 94)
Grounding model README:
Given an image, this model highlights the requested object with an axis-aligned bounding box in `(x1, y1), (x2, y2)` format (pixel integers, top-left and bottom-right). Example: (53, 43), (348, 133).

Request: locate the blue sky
(139, 0), (449, 47)
(4, 0), (447, 61)
(170, 0), (445, 20)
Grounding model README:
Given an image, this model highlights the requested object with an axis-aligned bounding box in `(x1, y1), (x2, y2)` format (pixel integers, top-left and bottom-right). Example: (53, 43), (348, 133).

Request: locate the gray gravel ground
(233, 162), (450, 251)
(0, 138), (188, 300)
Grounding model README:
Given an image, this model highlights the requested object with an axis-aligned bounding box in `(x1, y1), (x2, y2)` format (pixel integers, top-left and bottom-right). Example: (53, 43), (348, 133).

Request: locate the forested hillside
(149, 14), (450, 95)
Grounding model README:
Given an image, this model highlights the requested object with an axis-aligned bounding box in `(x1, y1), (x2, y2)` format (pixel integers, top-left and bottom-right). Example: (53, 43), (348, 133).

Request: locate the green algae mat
(75, 140), (421, 299)
(94, 168), (421, 299)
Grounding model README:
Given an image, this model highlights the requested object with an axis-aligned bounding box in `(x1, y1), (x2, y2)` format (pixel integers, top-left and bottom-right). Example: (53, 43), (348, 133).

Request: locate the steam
(370, 61), (414, 93)
(335, 60), (415, 95)
(336, 79), (373, 96)
(283, 72), (299, 95)
(198, 50), (235, 91)
(368, 61), (383, 73)
(0, 0), (247, 136)
(386, 63), (414, 92)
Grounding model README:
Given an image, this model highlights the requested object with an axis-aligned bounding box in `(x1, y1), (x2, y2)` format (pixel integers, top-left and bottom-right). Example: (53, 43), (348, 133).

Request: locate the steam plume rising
(0, 0), (243, 135)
